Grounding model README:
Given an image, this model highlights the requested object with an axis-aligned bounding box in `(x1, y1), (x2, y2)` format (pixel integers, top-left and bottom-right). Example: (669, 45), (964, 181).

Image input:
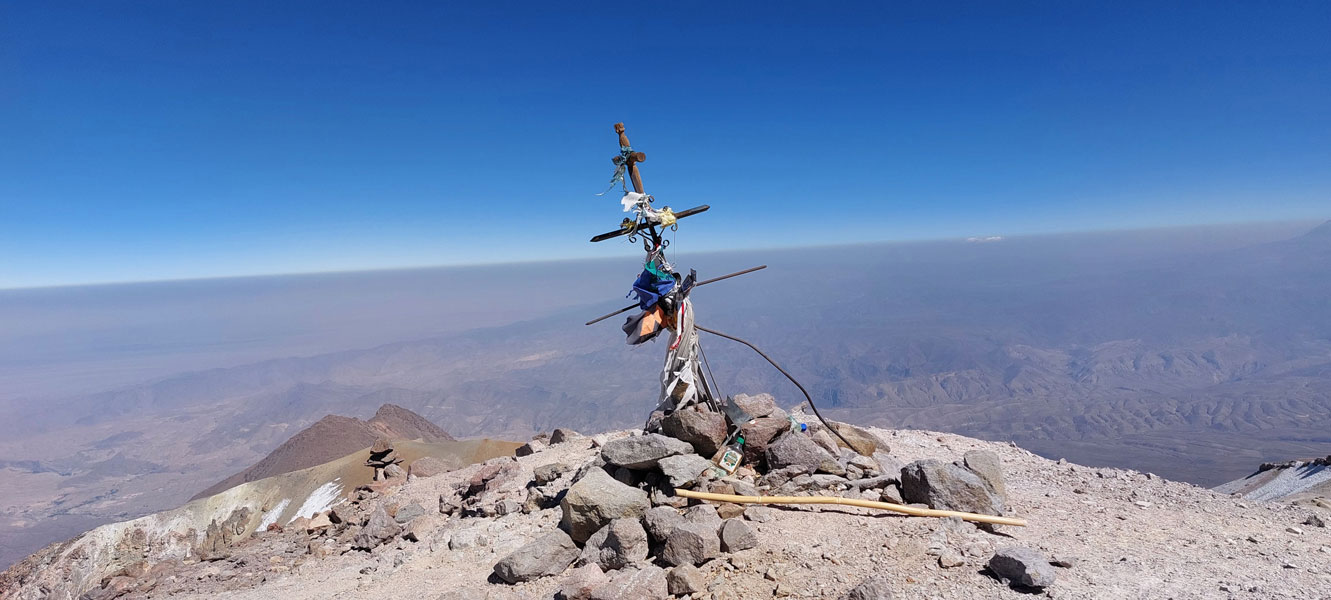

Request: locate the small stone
(811, 428), (841, 457)
(556, 563), (609, 600)
(612, 467), (636, 486)
(716, 503), (746, 520)
(743, 506), (776, 523)
(682, 504), (721, 527)
(306, 512), (332, 532)
(550, 428), (581, 444)
(938, 551), (965, 568)
(719, 519), (758, 552)
(448, 527), (490, 550)
(516, 439), (548, 457)
(352, 505), (401, 550)
(438, 493), (461, 516)
(726, 478), (759, 497)
(401, 518), (432, 543)
(382, 463), (406, 479)
(1133, 501), (1152, 508)
(841, 574), (893, 599)
(535, 463), (569, 485)
(1303, 514), (1326, 528)
(496, 499), (522, 516)
(666, 564), (707, 595)
(1285, 526), (1303, 535)
(465, 459), (522, 498)
(641, 505), (685, 543)
(393, 503), (426, 524)
(588, 565), (668, 600)
(987, 546), (1056, 589)
(1050, 556), (1077, 568)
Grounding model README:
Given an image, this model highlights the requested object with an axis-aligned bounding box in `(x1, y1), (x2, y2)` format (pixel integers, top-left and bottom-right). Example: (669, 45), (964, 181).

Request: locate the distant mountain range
(1, 219), (1328, 568)
(193, 403), (455, 500)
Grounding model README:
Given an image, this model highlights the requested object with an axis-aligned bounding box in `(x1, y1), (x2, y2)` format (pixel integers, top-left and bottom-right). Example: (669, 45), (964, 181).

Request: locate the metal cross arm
(584, 265), (767, 326)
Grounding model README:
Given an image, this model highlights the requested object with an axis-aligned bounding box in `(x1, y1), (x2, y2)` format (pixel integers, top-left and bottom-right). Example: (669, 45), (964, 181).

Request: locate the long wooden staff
(674, 488), (1027, 527)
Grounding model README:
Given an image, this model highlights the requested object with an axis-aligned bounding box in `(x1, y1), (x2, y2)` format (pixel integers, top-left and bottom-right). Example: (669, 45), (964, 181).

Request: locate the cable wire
(694, 324), (858, 452)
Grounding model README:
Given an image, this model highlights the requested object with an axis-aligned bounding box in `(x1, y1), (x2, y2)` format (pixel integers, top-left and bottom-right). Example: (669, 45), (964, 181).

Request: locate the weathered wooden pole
(614, 122), (647, 194)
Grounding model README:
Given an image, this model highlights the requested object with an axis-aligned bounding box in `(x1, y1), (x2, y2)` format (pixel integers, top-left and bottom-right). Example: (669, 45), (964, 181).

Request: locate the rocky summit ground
(11, 415), (1328, 600)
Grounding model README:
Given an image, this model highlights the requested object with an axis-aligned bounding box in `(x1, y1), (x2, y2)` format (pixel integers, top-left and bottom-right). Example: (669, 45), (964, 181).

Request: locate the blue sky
(2, 2), (1328, 288)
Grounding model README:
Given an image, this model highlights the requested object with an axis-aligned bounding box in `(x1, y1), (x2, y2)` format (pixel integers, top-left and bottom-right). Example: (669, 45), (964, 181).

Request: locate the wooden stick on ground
(673, 488), (1027, 527)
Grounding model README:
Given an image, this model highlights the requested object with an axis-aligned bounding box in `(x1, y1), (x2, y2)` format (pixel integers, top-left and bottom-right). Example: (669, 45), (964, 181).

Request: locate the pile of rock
(486, 392), (1036, 596)
(488, 394), (899, 596)
(366, 437), (404, 481)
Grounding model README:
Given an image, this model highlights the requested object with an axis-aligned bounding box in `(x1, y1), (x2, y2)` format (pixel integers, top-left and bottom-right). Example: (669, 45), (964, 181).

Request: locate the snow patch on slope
(257, 499), (291, 530)
(288, 479), (344, 523)
(1231, 464), (1331, 501)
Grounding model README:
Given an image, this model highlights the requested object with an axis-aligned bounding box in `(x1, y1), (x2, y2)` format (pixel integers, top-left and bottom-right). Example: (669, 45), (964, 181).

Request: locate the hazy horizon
(2, 218), (1321, 402)
(4, 216), (1324, 291)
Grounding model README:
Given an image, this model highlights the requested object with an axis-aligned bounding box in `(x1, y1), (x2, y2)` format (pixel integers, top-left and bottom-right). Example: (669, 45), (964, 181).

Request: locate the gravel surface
(155, 428), (1331, 600)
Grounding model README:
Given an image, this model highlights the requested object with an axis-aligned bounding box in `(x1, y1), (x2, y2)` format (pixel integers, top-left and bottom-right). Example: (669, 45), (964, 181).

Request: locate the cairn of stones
(366, 437), (403, 481)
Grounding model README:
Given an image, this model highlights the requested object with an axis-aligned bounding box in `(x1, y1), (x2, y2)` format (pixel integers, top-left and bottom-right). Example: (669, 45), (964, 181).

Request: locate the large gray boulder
(493, 530), (579, 583)
(407, 456), (450, 479)
(600, 434), (693, 470)
(589, 565), (669, 600)
(962, 450), (1006, 500)
(578, 518), (649, 571)
(841, 574), (894, 599)
(731, 393), (778, 418)
(737, 417), (788, 470)
(667, 564), (707, 595)
(681, 504), (722, 528)
(766, 432), (840, 474)
(393, 502), (426, 524)
(899, 459), (1003, 515)
(874, 452), (906, 483)
(988, 546), (1056, 588)
(660, 410), (727, 457)
(556, 563), (610, 600)
(351, 505), (401, 550)
(657, 453), (714, 488)
(561, 468), (651, 543)
(660, 522), (721, 566)
(719, 518), (758, 552)
(641, 506), (685, 544)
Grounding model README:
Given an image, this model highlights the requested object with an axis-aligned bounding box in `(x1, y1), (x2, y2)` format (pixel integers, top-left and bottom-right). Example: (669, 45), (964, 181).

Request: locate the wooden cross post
(614, 122), (648, 194)
(588, 123), (708, 243)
